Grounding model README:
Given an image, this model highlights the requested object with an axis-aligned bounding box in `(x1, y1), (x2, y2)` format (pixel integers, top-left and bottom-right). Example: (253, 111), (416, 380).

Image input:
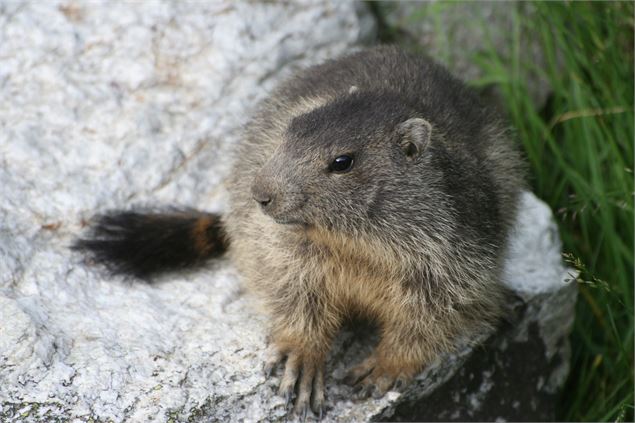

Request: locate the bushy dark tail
(73, 210), (227, 278)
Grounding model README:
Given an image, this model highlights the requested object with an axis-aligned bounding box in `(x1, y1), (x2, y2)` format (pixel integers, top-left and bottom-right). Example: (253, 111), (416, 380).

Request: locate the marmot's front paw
(344, 354), (414, 399)
(264, 346), (325, 419)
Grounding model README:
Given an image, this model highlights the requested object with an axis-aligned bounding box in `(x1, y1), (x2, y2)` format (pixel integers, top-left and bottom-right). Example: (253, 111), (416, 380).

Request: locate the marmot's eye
(330, 155), (354, 173)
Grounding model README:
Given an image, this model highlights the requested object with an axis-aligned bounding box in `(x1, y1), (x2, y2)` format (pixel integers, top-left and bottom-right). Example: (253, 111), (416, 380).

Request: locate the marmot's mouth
(273, 217), (308, 227)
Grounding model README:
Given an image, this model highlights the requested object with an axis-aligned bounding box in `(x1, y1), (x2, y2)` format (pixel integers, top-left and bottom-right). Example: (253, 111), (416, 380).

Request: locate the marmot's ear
(396, 118), (432, 159)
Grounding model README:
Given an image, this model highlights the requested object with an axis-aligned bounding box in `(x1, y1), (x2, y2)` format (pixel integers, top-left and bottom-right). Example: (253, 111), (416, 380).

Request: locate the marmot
(75, 46), (525, 418)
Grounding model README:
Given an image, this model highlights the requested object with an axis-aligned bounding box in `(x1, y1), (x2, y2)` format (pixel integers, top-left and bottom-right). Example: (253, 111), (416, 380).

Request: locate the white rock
(0, 1), (574, 422)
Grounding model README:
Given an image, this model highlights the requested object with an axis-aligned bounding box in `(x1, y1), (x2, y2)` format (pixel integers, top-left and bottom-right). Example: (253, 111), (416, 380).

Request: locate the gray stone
(380, 1), (555, 108)
(0, 1), (575, 422)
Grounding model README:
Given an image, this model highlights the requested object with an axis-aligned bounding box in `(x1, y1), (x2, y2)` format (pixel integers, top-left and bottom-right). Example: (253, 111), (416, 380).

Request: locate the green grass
(372, 1), (634, 421)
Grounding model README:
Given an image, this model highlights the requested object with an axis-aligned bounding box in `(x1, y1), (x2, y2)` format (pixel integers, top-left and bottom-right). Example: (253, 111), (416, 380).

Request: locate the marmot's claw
(356, 375), (392, 400)
(371, 385), (384, 399)
(263, 361), (274, 377)
(347, 353), (415, 400)
(393, 376), (407, 390)
(344, 355), (376, 387)
(263, 345), (283, 378)
(343, 373), (360, 386)
(294, 392), (310, 418)
(274, 348), (326, 418)
(310, 366), (325, 415)
(294, 357), (324, 420)
(284, 391), (293, 408)
(354, 383), (373, 400)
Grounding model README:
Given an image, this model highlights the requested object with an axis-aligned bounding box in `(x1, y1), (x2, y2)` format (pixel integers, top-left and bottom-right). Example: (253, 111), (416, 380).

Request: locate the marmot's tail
(73, 210), (227, 278)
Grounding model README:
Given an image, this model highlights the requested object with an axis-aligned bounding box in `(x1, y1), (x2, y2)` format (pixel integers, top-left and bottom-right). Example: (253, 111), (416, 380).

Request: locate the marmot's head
(250, 91), (436, 233)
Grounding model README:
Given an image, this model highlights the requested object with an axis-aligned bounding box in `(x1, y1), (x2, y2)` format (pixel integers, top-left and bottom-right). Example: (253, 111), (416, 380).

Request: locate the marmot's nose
(251, 185), (273, 208)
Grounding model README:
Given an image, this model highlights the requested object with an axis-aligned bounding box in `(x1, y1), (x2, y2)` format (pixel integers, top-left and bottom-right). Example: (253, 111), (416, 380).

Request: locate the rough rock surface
(0, 1), (575, 422)
(380, 1), (554, 108)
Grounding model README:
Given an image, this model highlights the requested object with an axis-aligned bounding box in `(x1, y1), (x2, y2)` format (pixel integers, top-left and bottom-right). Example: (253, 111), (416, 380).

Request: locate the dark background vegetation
(371, 1), (634, 421)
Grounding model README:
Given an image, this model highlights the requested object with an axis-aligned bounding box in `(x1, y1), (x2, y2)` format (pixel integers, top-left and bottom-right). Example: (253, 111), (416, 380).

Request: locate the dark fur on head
(73, 210), (226, 279)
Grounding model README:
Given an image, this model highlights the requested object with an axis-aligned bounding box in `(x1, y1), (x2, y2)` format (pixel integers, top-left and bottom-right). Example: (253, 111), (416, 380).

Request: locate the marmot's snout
(251, 171), (308, 225)
(251, 182), (273, 208)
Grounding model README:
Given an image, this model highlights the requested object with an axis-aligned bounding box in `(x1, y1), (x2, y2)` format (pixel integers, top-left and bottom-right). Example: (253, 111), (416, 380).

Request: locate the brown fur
(221, 46), (524, 415)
